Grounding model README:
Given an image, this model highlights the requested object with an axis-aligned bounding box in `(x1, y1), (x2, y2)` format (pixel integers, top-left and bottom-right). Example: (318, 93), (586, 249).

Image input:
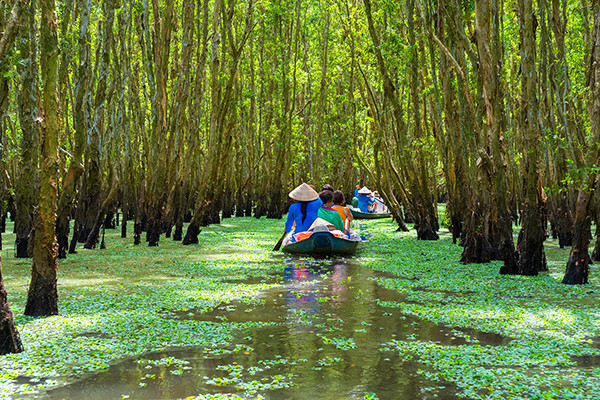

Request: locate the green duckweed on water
(1, 215), (600, 399)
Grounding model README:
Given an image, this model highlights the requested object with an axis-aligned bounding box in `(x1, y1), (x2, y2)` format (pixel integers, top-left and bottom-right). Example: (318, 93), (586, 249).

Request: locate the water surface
(36, 258), (509, 400)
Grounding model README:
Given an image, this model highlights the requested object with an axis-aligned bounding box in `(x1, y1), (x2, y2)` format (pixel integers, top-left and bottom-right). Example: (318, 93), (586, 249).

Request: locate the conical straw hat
(289, 183), (319, 202)
(357, 186), (372, 195)
(309, 218), (335, 230)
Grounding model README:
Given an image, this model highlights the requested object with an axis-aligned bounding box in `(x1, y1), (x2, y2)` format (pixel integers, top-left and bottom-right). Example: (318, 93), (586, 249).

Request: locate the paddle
(273, 230), (287, 251)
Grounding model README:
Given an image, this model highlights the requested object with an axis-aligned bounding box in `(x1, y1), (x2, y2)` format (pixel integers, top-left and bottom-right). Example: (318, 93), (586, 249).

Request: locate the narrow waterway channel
(37, 257), (510, 400)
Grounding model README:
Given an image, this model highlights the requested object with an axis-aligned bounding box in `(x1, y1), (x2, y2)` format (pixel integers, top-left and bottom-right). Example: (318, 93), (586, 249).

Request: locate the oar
(273, 230), (287, 251)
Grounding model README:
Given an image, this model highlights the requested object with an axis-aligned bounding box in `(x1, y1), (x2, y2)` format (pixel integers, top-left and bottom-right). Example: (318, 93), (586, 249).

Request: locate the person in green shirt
(317, 190), (345, 232)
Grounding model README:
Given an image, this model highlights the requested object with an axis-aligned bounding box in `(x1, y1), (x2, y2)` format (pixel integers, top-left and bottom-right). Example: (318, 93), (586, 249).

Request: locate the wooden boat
(350, 208), (392, 219)
(282, 227), (360, 256)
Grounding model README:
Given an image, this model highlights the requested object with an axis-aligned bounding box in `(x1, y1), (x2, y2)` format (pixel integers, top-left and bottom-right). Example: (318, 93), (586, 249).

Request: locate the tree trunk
(56, 0), (88, 257)
(408, 0), (438, 241)
(15, 0), (39, 259)
(84, 180), (118, 249)
(363, 0), (436, 239)
(0, 265), (22, 355)
(434, 1), (468, 244)
(56, 165), (82, 258)
(562, 190), (594, 284)
(121, 203), (128, 238)
(1, 0), (29, 255)
(591, 206), (600, 262)
(25, 0), (61, 317)
(184, 0), (254, 244)
(461, 0), (495, 264)
(0, 0), (27, 352)
(513, 0), (547, 276)
(562, 1), (600, 284)
(77, 0), (114, 244)
(144, 0), (175, 247)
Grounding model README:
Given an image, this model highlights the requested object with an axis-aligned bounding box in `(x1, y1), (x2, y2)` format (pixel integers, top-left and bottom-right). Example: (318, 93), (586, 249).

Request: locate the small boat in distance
(350, 208), (392, 219)
(282, 226), (360, 256)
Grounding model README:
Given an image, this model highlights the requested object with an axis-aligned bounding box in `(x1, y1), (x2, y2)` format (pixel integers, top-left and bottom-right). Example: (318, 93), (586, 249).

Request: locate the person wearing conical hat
(284, 183), (323, 237)
(356, 186), (375, 213)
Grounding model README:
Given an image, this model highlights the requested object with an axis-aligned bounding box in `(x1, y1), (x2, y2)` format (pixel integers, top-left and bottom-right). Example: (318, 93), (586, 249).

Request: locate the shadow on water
(34, 257), (512, 400)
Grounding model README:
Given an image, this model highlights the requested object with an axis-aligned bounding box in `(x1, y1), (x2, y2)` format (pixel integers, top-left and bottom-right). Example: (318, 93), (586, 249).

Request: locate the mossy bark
(563, 3), (600, 284)
(56, 167), (82, 258)
(121, 202), (128, 239)
(25, 0), (61, 317)
(84, 178), (118, 249)
(15, 1), (39, 259)
(562, 192), (593, 284)
(508, 0), (547, 276)
(0, 267), (22, 355)
(182, 223), (200, 245)
(77, 0), (113, 245)
(591, 210), (600, 262)
(0, 0), (27, 351)
(461, 198), (493, 264)
(183, 0), (254, 245)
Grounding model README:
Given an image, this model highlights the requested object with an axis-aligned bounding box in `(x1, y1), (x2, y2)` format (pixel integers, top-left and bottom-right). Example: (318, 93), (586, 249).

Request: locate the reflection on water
(33, 258), (509, 400)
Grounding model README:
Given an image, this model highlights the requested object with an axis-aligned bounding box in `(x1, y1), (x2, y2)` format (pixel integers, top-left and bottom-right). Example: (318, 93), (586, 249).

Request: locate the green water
(32, 257), (512, 400)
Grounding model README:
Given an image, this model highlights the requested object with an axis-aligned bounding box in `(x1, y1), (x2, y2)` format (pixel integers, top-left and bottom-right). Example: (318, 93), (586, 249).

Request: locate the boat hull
(282, 231), (359, 256)
(350, 209), (391, 219)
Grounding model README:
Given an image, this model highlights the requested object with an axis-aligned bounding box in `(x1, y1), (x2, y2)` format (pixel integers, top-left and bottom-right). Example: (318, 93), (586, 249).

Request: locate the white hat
(308, 218), (335, 231)
(357, 186), (371, 195)
(289, 183), (319, 202)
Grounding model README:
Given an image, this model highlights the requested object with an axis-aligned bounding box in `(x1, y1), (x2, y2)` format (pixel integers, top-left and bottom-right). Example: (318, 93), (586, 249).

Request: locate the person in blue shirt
(284, 183), (323, 234)
(357, 186), (375, 213)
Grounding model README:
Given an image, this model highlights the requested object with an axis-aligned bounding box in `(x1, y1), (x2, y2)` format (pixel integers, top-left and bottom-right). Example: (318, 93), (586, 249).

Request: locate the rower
(356, 186), (375, 213)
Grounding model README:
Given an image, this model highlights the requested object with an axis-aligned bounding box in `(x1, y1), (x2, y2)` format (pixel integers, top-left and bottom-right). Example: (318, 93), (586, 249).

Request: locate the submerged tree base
(182, 223), (201, 245)
(460, 234), (492, 264)
(0, 318), (22, 355)
(558, 232), (573, 249)
(562, 250), (590, 284)
(0, 275), (23, 355)
(514, 243), (547, 276)
(84, 224), (101, 249)
(173, 222), (183, 241)
(591, 241), (600, 262)
(498, 240), (519, 275)
(415, 217), (439, 241)
(416, 226), (439, 240)
(15, 237), (30, 259)
(24, 272), (58, 317)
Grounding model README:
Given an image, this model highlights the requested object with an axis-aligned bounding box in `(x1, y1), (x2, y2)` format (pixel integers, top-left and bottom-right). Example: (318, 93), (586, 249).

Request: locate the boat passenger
(333, 191), (362, 241)
(352, 184), (360, 208)
(332, 190), (353, 232)
(322, 184), (334, 193)
(357, 186), (375, 213)
(284, 183), (322, 236)
(317, 190), (345, 232)
(371, 190), (388, 213)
